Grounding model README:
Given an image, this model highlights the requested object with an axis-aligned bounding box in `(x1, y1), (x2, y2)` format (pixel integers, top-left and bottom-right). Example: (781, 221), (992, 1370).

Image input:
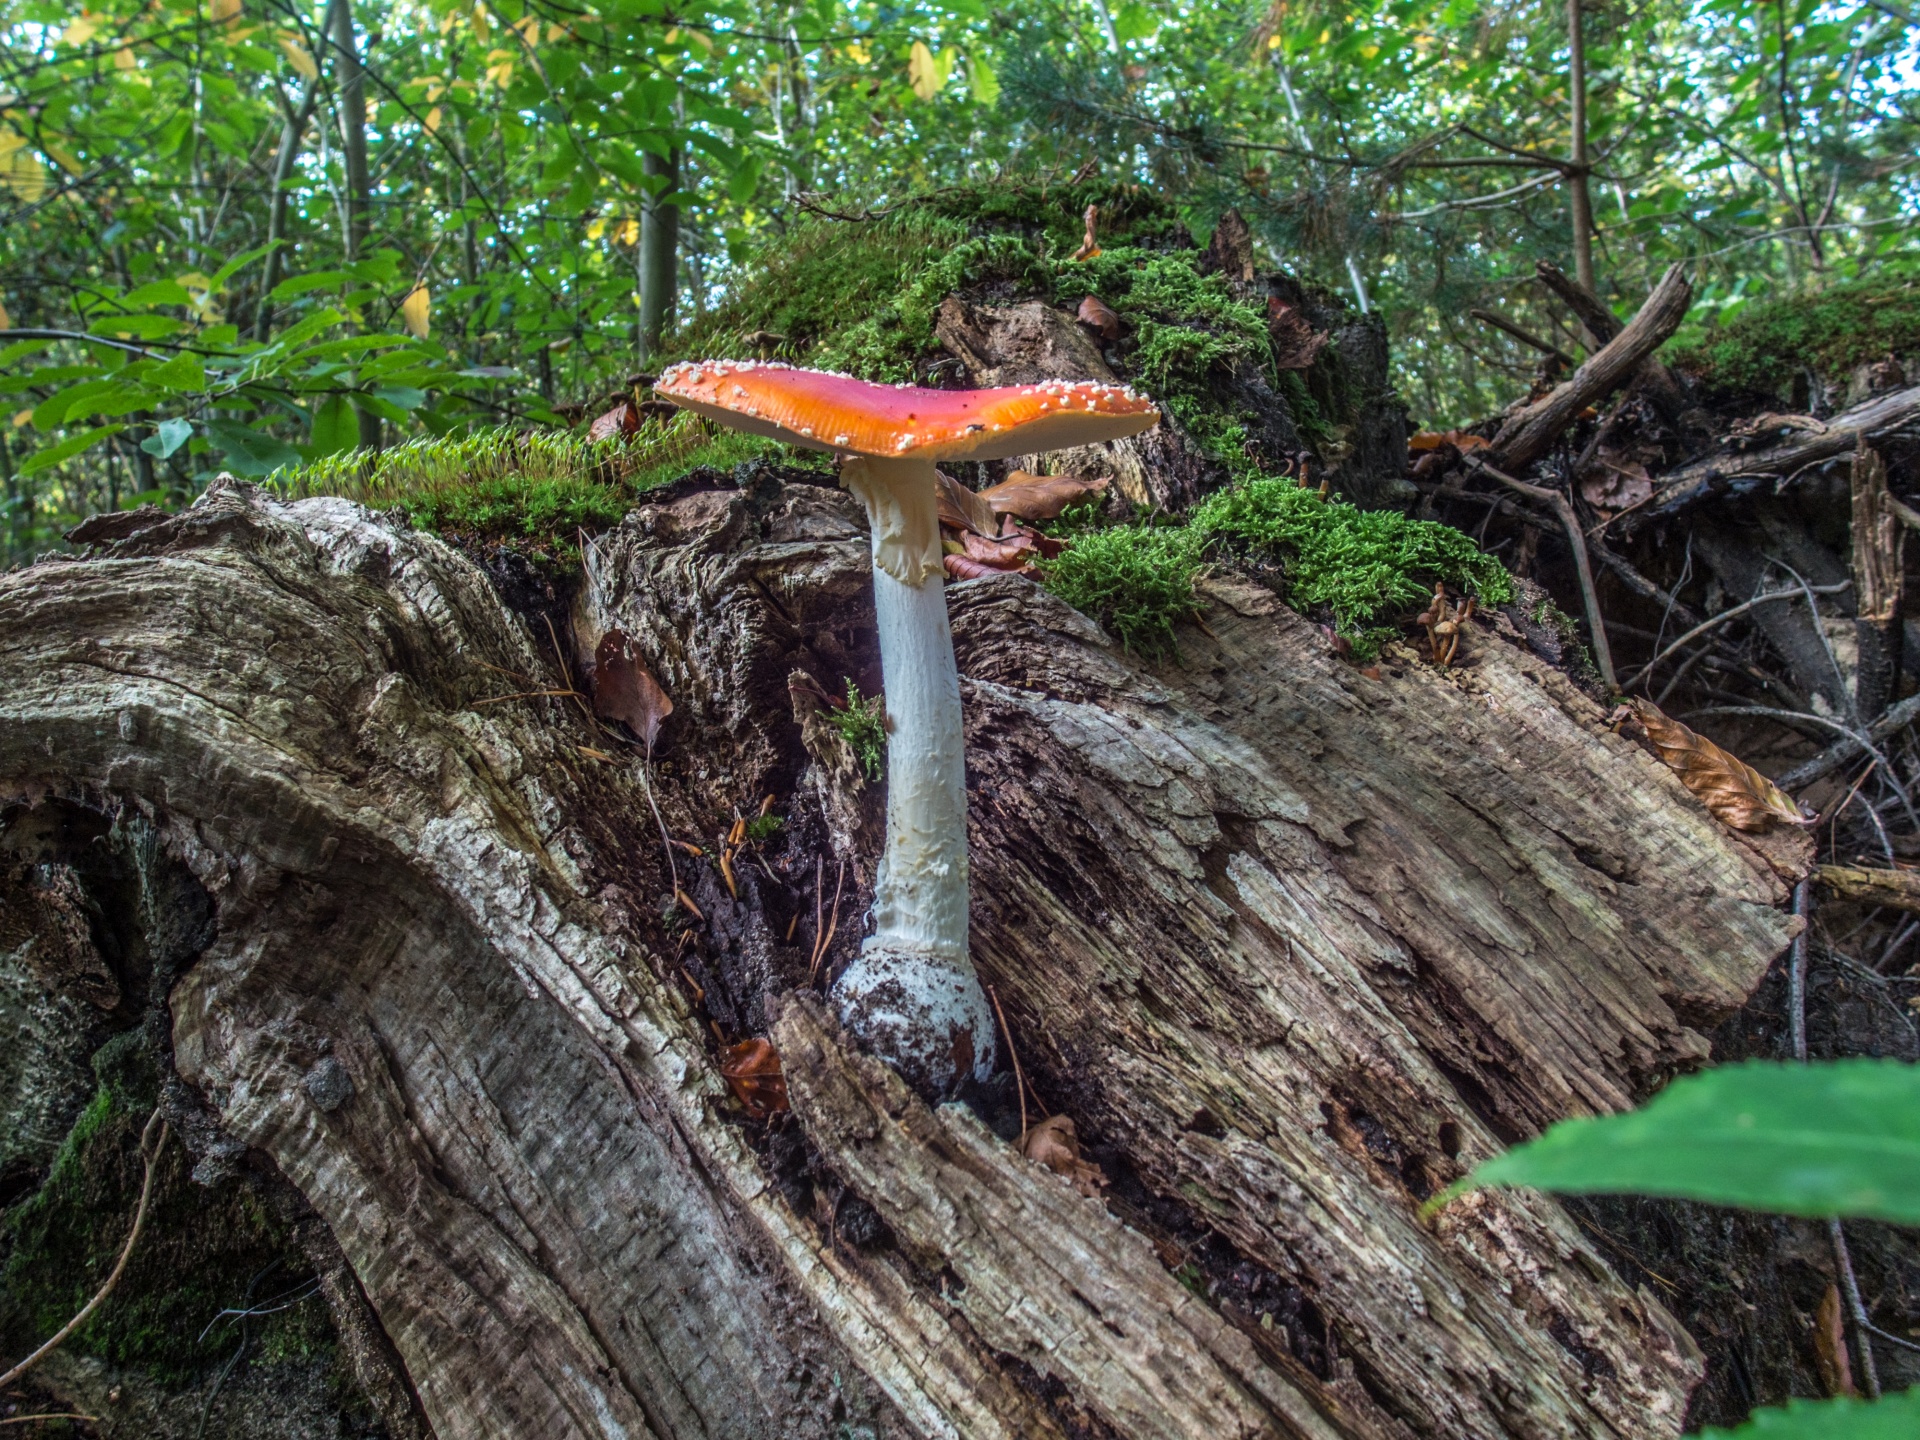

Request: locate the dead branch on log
(1646, 385), (1920, 520)
(1491, 264), (1693, 471)
(0, 1107), (167, 1390)
(1815, 864), (1920, 913)
(1779, 690), (1920, 791)
(1468, 455), (1618, 687)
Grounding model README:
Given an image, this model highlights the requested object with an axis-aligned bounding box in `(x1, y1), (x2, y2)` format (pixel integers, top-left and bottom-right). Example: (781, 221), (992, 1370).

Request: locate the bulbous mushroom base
(830, 944), (997, 1098)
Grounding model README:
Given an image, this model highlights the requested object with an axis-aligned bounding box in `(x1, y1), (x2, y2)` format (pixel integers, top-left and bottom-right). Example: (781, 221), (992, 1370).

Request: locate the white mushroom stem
(831, 456), (996, 1093)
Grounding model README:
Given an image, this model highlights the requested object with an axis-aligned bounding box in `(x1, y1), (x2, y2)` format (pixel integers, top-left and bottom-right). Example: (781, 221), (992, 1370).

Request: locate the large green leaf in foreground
(1700, 1388), (1920, 1437)
(1453, 1059), (1920, 1225)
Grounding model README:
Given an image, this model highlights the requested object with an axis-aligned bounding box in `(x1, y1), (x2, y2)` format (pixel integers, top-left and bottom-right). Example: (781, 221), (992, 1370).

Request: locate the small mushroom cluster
(1416, 581), (1476, 667)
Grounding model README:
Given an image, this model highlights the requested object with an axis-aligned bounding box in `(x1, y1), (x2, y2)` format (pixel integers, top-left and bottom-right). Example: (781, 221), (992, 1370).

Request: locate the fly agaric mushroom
(654, 360), (1158, 1093)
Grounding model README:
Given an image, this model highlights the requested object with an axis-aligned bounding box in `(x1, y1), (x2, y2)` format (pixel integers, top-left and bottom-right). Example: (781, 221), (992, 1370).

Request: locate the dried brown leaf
(1814, 1283), (1857, 1397)
(1630, 699), (1809, 832)
(978, 469), (1110, 522)
(935, 469), (1000, 537)
(958, 528), (1038, 571)
(943, 553), (1003, 581)
(594, 629), (673, 756)
(1579, 456), (1654, 512)
(719, 1038), (789, 1119)
(1076, 294), (1122, 342)
(587, 399), (639, 442)
(1019, 1114), (1107, 1198)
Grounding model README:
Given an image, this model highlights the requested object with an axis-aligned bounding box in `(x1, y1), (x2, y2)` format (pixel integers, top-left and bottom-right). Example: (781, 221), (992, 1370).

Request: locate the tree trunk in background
(1566, 0), (1596, 294)
(637, 148), (679, 367)
(256, 0), (335, 345)
(330, 0), (381, 451)
(0, 467), (1807, 1439)
(1851, 445), (1903, 721)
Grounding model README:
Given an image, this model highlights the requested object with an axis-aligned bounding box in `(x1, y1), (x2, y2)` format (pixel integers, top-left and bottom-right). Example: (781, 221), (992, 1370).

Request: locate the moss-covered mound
(1671, 276), (1920, 400)
(272, 414), (789, 565)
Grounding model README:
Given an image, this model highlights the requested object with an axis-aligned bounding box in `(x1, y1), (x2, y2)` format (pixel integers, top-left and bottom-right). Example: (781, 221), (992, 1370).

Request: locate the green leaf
(140, 417), (194, 459)
(268, 270), (353, 302)
(33, 378), (120, 431)
(1113, 2), (1157, 41)
(209, 242), (275, 290)
(1700, 1388), (1920, 1438)
(969, 54), (1001, 106)
(308, 394), (358, 456)
(727, 154), (764, 203)
(1449, 1060), (1920, 1224)
(149, 352), (207, 392)
(0, 340), (53, 366)
(204, 418), (303, 477)
(88, 314), (186, 341)
(119, 279), (193, 307)
(19, 424), (126, 477)
(374, 384), (428, 411)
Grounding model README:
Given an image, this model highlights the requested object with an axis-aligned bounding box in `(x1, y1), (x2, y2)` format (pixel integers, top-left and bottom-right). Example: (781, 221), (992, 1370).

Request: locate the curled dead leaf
(1579, 455), (1654, 512)
(587, 399), (640, 442)
(1076, 294), (1122, 342)
(1629, 699), (1810, 833)
(719, 1038), (789, 1120)
(959, 528), (1038, 571)
(594, 630), (673, 756)
(935, 469), (1001, 537)
(944, 553), (1005, 581)
(1019, 1114), (1107, 1198)
(978, 469), (1110, 522)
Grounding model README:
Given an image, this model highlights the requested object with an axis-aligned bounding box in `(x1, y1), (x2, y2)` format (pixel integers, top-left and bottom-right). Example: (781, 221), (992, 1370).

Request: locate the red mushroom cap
(654, 360), (1158, 462)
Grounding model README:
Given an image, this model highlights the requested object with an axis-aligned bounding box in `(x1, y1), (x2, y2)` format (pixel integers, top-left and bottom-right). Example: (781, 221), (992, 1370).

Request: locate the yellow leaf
(113, 44), (138, 71)
(279, 34), (318, 79)
(1267, 33), (1282, 47)
(908, 40), (940, 101)
(1360, 42), (1379, 58)
(586, 215), (607, 240)
(64, 14), (100, 44)
(663, 25), (678, 42)
(210, 0), (243, 22)
(844, 39), (870, 64)
(685, 28), (712, 51)
(1317, 27), (1331, 42)
(472, 5), (491, 42)
(0, 297), (10, 330)
(423, 106), (442, 134)
(1, 145), (47, 202)
(0, 131), (23, 159)
(616, 217), (639, 246)
(547, 22), (567, 41)
(43, 143), (82, 175)
(11, 409), (31, 428)
(400, 285), (431, 339)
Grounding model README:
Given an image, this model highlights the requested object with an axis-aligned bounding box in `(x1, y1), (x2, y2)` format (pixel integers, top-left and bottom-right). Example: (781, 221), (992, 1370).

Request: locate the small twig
(1468, 456), (1616, 688)
(0, 1107), (167, 1390)
(0, 1415), (103, 1427)
(1468, 307), (1575, 366)
(1829, 1218), (1883, 1398)
(1789, 878), (1812, 1063)
(987, 983), (1028, 1143)
(1622, 584), (1850, 690)
(809, 861), (845, 984)
(472, 688), (586, 705)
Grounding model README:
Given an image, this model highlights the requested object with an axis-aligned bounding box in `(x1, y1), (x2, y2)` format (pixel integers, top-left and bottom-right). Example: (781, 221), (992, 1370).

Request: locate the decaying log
(1492, 266), (1693, 472)
(1645, 385), (1920, 521)
(0, 475), (1808, 1438)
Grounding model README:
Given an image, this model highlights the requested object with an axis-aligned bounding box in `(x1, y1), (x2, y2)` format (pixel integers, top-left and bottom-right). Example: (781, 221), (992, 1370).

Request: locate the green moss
(829, 680), (887, 781)
(743, 813), (784, 844)
(2, 1037), (326, 1387)
(1041, 522), (1207, 655)
(271, 414), (772, 560)
(1671, 276), (1920, 397)
(1040, 478), (1511, 659)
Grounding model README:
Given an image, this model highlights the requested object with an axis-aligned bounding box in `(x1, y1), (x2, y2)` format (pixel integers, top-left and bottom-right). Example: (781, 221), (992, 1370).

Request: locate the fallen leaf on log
(1579, 456), (1654, 512)
(1076, 294), (1122, 342)
(959, 528), (1038, 570)
(588, 400), (640, 442)
(594, 630), (673, 757)
(719, 1038), (789, 1119)
(1629, 699), (1808, 832)
(1409, 429), (1488, 453)
(944, 553), (1006, 581)
(1266, 295), (1329, 370)
(978, 469), (1110, 521)
(1814, 1283), (1857, 1397)
(1019, 1114), (1106, 1198)
(935, 470), (1001, 537)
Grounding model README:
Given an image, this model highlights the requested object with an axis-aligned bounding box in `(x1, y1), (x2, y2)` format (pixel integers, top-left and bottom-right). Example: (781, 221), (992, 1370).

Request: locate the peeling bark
(0, 474), (1805, 1438)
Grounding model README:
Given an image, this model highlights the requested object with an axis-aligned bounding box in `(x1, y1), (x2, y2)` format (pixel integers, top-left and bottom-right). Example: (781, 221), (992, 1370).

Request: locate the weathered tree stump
(0, 474), (1806, 1438)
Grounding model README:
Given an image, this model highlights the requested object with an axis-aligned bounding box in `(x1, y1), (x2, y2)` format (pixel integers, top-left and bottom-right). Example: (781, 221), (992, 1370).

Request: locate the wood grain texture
(0, 475), (1806, 1439)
